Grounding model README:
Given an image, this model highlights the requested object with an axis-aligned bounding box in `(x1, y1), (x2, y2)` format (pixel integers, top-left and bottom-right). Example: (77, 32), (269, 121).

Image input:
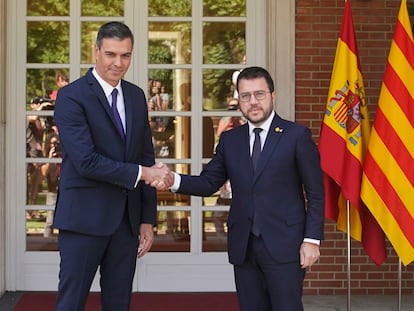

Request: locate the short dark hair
(96, 22), (134, 49)
(236, 66), (274, 93)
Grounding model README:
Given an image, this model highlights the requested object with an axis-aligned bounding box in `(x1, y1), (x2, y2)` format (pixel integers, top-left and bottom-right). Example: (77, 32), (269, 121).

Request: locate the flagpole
(346, 200), (351, 311)
(397, 258), (402, 311)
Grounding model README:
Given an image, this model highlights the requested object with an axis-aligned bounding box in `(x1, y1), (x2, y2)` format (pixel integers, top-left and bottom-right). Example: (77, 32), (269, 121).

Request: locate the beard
(241, 104), (273, 126)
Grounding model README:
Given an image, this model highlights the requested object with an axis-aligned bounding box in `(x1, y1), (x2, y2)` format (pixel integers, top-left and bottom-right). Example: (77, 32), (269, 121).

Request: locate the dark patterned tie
(251, 128), (263, 173)
(251, 127), (262, 236)
(111, 88), (125, 139)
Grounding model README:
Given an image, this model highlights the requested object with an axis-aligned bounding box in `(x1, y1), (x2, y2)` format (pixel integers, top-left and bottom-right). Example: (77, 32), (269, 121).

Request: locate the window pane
(202, 116), (216, 158)
(148, 69), (191, 111)
(203, 0), (246, 17)
(149, 22), (191, 65)
(27, 0), (69, 16)
(203, 69), (235, 110)
(202, 210), (228, 252)
(150, 116), (191, 159)
(156, 163), (190, 206)
(81, 0), (124, 16)
(149, 0), (191, 17)
(26, 113), (59, 156)
(27, 22), (70, 63)
(26, 69), (69, 108)
(26, 209), (59, 251)
(26, 143), (61, 206)
(152, 211), (191, 252)
(203, 22), (245, 64)
(203, 98), (245, 158)
(81, 22), (101, 64)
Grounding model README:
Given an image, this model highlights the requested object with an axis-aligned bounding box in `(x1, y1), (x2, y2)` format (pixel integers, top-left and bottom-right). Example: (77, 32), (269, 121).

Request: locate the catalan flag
(361, 0), (414, 266)
(319, 0), (386, 265)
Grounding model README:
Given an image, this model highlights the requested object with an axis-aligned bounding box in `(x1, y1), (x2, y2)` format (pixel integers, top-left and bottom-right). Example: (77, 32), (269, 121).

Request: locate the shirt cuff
(303, 238), (320, 245)
(170, 172), (181, 192)
(134, 165), (142, 188)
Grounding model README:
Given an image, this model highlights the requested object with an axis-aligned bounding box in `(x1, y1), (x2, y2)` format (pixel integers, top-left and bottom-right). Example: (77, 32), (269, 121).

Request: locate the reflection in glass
(81, 0), (123, 16)
(152, 211), (191, 252)
(149, 0), (191, 17)
(148, 69), (191, 111)
(26, 210), (59, 251)
(27, 22), (69, 63)
(81, 22), (102, 64)
(26, 69), (69, 108)
(26, 210), (58, 251)
(156, 163), (190, 202)
(203, 69), (238, 110)
(202, 116), (216, 158)
(26, 133), (61, 205)
(149, 22), (191, 65)
(150, 116), (190, 159)
(27, 0), (69, 16)
(202, 210), (228, 252)
(203, 22), (245, 65)
(203, 0), (246, 17)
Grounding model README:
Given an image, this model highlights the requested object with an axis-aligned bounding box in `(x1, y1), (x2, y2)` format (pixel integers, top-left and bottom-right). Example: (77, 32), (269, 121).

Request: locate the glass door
(7, 0), (270, 291)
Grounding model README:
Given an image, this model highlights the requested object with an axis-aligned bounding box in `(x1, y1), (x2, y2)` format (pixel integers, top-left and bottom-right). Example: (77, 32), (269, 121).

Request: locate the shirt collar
(248, 110), (275, 135)
(92, 68), (121, 99)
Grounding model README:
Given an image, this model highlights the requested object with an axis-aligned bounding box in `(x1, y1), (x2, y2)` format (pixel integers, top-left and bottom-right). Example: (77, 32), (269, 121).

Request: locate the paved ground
(1, 292), (414, 310)
(303, 295), (414, 310)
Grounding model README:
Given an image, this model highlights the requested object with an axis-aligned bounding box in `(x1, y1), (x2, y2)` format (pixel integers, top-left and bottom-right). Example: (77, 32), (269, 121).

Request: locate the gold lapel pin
(275, 127), (283, 133)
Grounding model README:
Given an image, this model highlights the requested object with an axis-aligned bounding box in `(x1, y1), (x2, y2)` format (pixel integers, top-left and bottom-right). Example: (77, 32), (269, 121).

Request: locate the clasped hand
(141, 163), (174, 190)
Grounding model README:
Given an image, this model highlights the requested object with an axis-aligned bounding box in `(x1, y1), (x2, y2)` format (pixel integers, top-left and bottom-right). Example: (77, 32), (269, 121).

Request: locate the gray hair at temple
(96, 21), (134, 49)
(236, 66), (275, 93)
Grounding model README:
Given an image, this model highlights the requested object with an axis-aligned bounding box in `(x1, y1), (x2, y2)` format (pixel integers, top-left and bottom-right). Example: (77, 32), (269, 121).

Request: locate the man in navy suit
(53, 22), (170, 310)
(161, 67), (325, 310)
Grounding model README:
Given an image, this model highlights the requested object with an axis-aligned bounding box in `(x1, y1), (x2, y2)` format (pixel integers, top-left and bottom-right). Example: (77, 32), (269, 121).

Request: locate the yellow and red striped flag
(319, 0), (386, 265)
(361, 0), (414, 266)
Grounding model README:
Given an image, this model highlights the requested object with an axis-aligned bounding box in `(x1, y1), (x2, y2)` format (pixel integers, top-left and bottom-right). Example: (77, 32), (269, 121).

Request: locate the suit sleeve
(295, 128), (325, 240)
(178, 135), (229, 196)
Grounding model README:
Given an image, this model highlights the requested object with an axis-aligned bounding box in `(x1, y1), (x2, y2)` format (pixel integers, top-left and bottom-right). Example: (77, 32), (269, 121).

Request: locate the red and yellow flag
(361, 0), (414, 266)
(319, 0), (386, 265)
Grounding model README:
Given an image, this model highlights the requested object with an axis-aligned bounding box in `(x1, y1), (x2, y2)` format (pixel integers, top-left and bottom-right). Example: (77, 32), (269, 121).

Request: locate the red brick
(296, 0), (414, 295)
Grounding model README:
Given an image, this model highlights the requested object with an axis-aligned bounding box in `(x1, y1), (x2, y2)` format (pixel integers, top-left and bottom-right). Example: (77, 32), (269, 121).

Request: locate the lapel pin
(275, 127), (283, 133)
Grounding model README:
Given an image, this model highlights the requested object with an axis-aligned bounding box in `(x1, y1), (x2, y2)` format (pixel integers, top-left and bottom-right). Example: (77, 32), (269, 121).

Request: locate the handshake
(141, 163), (174, 190)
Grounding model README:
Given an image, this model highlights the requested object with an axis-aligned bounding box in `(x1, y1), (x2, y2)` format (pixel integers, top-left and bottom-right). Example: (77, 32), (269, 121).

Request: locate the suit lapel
(122, 82), (134, 153)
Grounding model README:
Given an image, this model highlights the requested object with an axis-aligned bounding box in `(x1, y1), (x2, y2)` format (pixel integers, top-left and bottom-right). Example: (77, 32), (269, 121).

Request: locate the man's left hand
(300, 242), (320, 269)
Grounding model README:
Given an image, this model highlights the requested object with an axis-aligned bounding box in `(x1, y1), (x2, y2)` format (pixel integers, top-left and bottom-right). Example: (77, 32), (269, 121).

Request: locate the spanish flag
(319, 0), (386, 265)
(361, 0), (414, 266)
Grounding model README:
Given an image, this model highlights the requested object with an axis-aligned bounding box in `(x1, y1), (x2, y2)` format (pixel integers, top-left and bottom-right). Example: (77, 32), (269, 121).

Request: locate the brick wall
(295, 0), (414, 295)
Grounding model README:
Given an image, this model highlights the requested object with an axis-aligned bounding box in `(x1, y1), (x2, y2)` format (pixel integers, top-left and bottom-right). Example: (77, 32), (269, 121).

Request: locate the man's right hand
(141, 163), (174, 189)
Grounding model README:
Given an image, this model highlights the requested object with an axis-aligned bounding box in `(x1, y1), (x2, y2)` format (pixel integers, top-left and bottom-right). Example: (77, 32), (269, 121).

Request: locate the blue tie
(111, 88), (125, 139)
(251, 128), (262, 236)
(251, 128), (263, 173)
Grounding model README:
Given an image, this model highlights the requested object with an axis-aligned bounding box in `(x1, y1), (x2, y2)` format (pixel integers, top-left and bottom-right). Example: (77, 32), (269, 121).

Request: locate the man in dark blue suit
(53, 22), (170, 310)
(162, 67), (325, 310)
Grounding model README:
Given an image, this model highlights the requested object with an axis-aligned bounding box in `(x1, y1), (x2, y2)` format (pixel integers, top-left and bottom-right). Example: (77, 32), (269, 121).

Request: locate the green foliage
(149, 42), (173, 95)
(203, 0), (246, 16)
(27, 0), (69, 16)
(202, 21), (245, 108)
(81, 0), (124, 16)
(27, 22), (70, 64)
(149, 0), (192, 16)
(26, 0), (247, 110)
(26, 69), (58, 104)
